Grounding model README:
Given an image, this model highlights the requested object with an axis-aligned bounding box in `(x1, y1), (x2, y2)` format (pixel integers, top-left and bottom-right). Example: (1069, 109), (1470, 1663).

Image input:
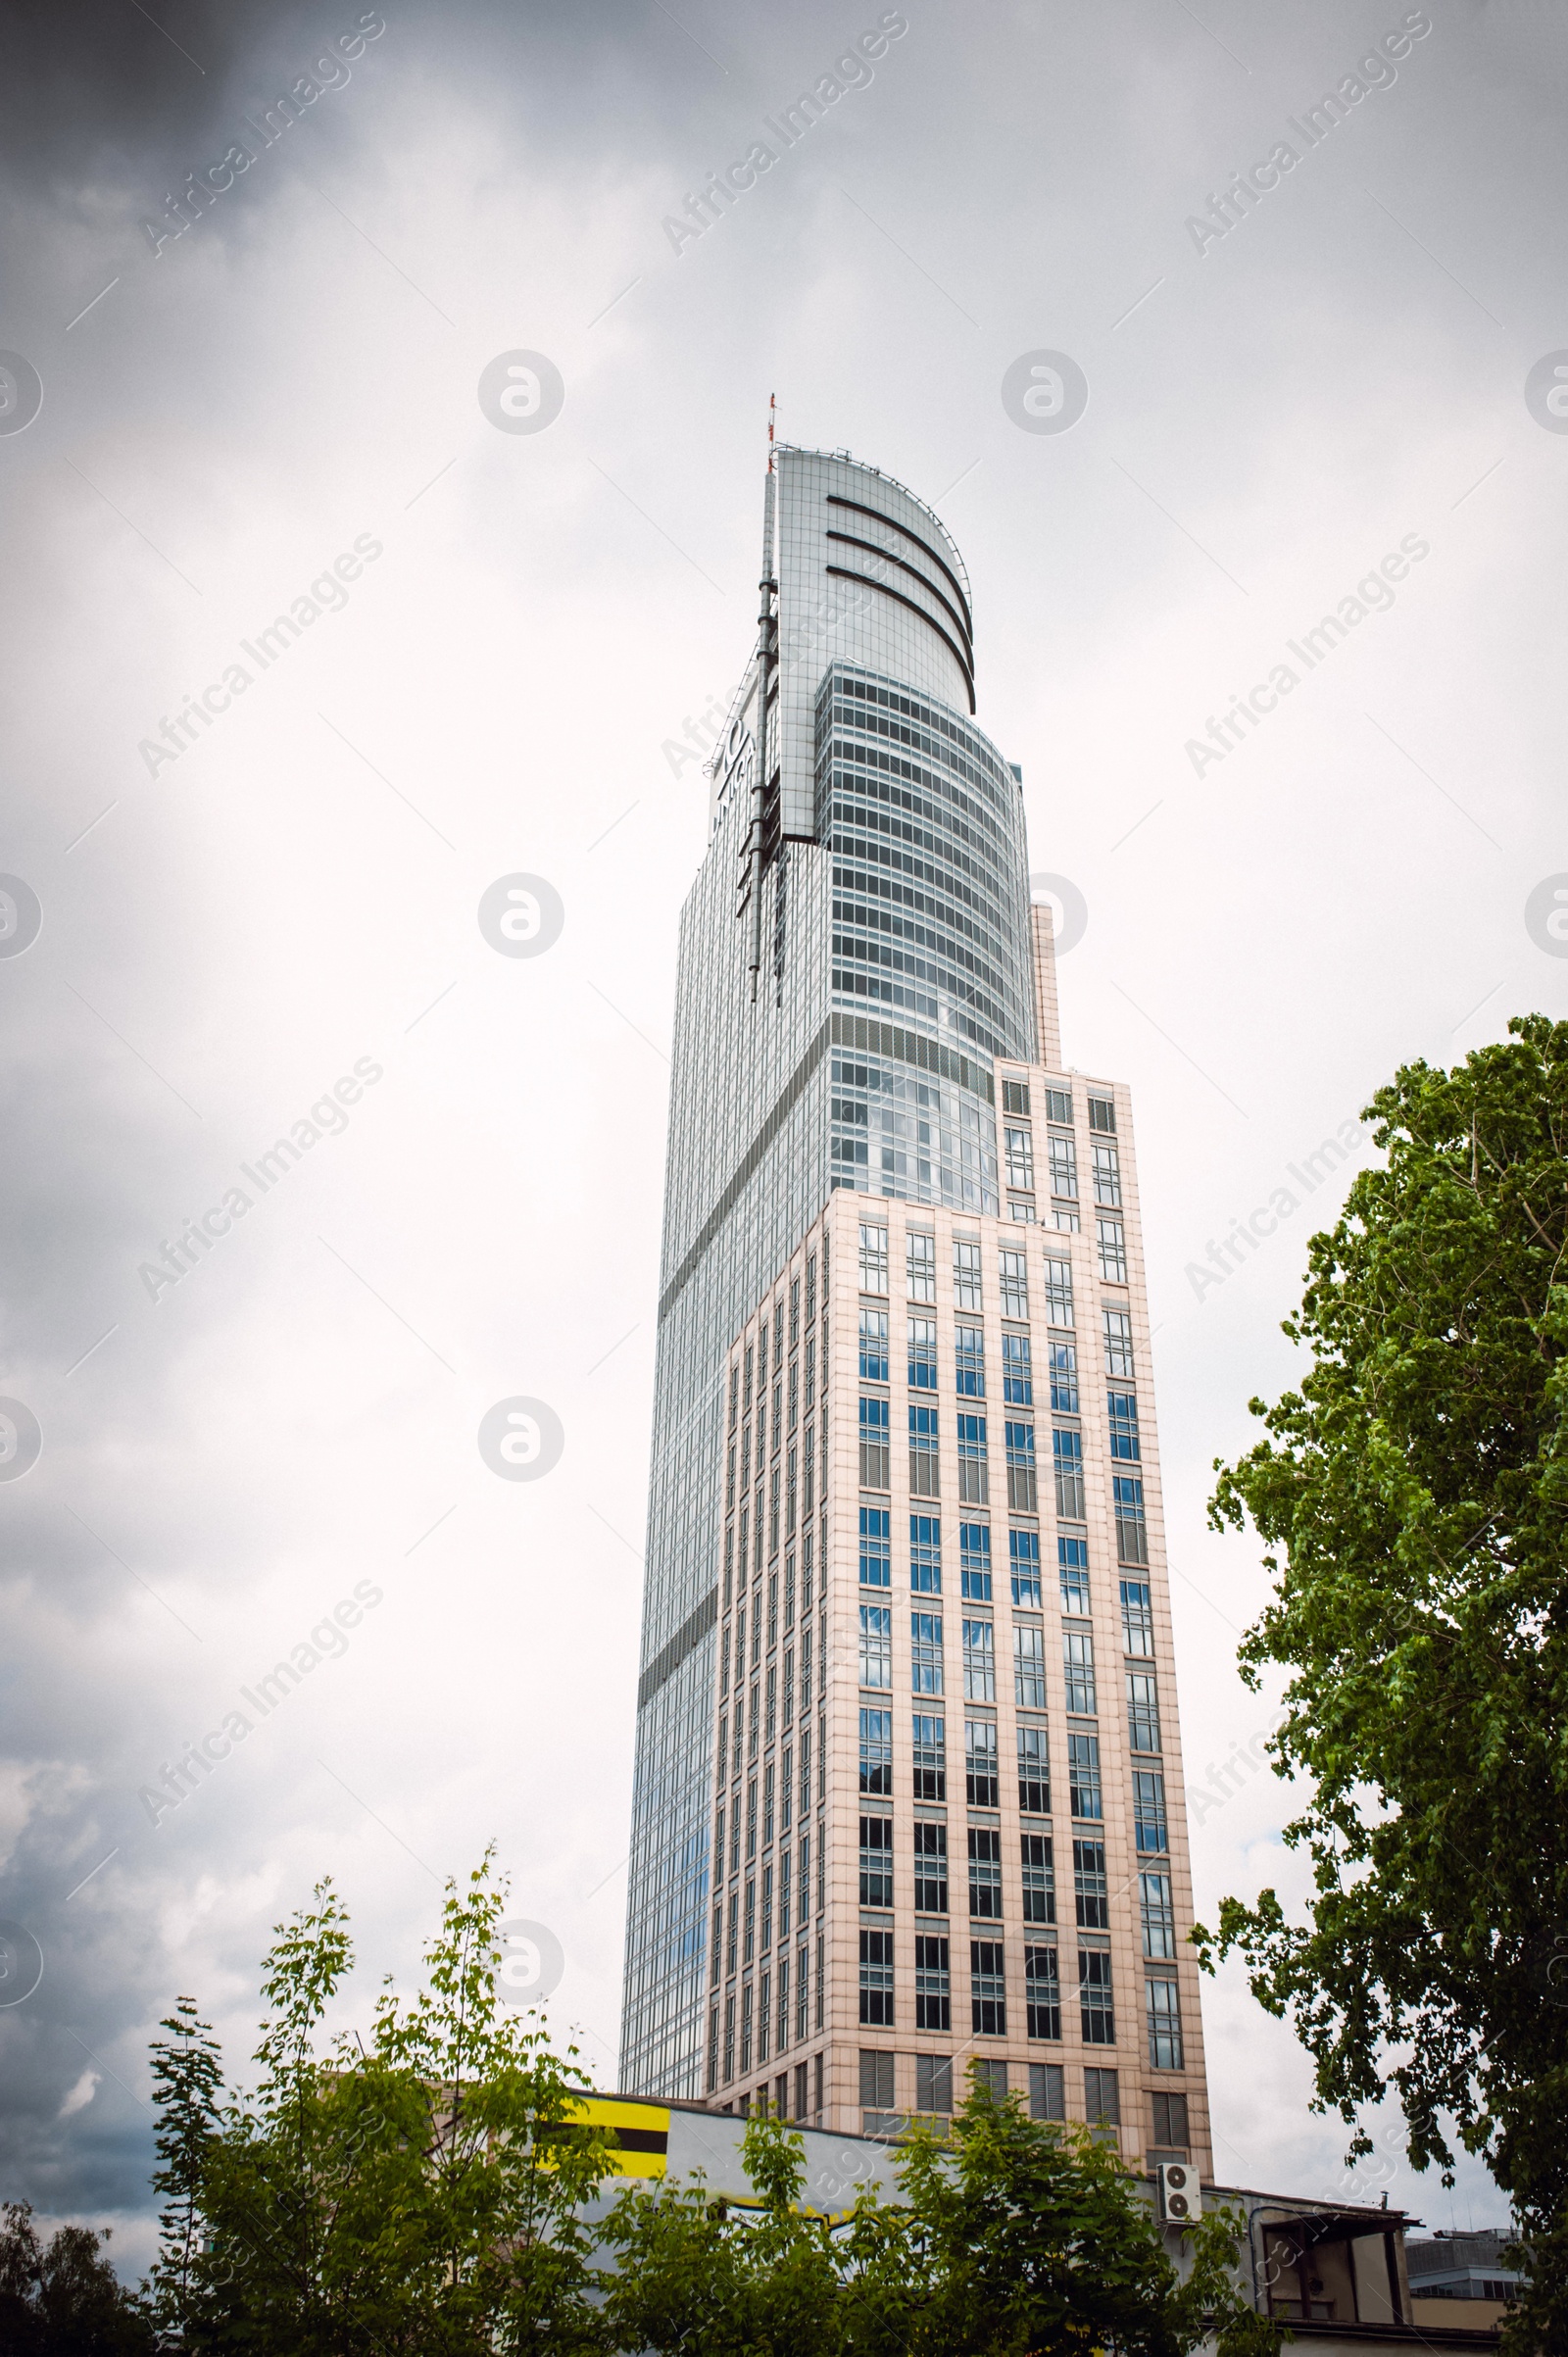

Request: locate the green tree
(170, 1852), (611, 2353)
(603, 2081), (1273, 2357)
(0, 2201), (155, 2354)
(600, 2108), (846, 2355)
(848, 2078), (1274, 2357)
(1194, 1015), (1568, 2353)
(148, 1996), (223, 2339)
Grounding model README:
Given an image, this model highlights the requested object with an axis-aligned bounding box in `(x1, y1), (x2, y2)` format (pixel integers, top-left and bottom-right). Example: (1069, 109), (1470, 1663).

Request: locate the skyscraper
(619, 446), (1209, 2169)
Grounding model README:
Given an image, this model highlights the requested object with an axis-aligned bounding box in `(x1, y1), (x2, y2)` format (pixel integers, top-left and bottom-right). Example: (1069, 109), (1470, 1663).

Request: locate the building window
(1043, 1085), (1072, 1124)
(967, 1827), (1004, 1919)
(1048, 1135), (1078, 1201)
(859, 1506), (891, 1590)
(1062, 1628), (1097, 1715)
(1087, 1094), (1116, 1135)
(1084, 2070), (1119, 2158)
(1002, 1078), (1031, 1116)
(959, 1522), (993, 1602)
(1004, 1126), (1035, 1192)
(1126, 1670), (1161, 1754)
(910, 1611), (944, 1695)
(910, 1514), (942, 1596)
(859, 1706), (893, 1795)
(1068, 1735), (1102, 1821)
(1151, 2089), (1189, 2152)
(954, 1238), (982, 1309)
(1053, 1427), (1085, 1521)
(1004, 1420), (1037, 1512)
(1030, 2059), (1065, 2119)
(1014, 1625), (1047, 1709)
(1113, 1476), (1149, 1566)
(1107, 1391), (1141, 1461)
(906, 1230), (936, 1303)
(775, 1954), (789, 2054)
(962, 1618), (996, 1702)
(1025, 1943), (1061, 2040)
(761, 1862), (773, 1955)
(858, 1932), (894, 2027)
(955, 1324), (985, 1399)
(1120, 1578), (1154, 1657)
(999, 1250), (1029, 1319)
(909, 1405), (941, 1498)
(1097, 1217), (1128, 1285)
(914, 1937), (951, 2033)
(778, 1842), (790, 1941)
(1133, 1769), (1168, 1855)
(971, 1940), (1006, 2035)
(1080, 1951), (1115, 2045)
(916, 2049), (953, 2110)
(797, 1945), (810, 2039)
(859, 1814), (894, 1908)
(1102, 1306), (1134, 1378)
(972, 2057), (1008, 2101)
(912, 1713), (946, 1799)
(1073, 1838), (1108, 1929)
(913, 1822), (949, 1915)
(859, 1397), (891, 1491)
(1043, 1254), (1074, 1328)
(859, 1604), (892, 1690)
(1008, 1526), (1041, 1607)
(956, 1413), (988, 1503)
(859, 1221), (888, 1294)
(806, 1252), (816, 1328)
(1091, 1141), (1122, 1208)
(744, 1876), (756, 1965)
(1018, 1725), (1050, 1814)
(1002, 1331), (1032, 1404)
(1140, 1871), (1177, 1960)
(1057, 1535), (1090, 1614)
(858, 1308), (889, 1382)
(907, 1316), (938, 1391)
(1146, 1977), (1184, 2070)
(965, 1718), (999, 1806)
(1021, 1833), (1055, 1925)
(1047, 1341), (1078, 1415)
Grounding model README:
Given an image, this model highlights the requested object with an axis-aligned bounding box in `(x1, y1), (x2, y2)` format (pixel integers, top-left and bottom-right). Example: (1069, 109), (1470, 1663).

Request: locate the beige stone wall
(702, 1055), (1211, 2181)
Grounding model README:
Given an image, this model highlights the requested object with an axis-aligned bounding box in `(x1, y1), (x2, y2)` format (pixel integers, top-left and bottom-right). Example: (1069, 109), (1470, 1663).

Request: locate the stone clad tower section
(620, 451), (1209, 2182)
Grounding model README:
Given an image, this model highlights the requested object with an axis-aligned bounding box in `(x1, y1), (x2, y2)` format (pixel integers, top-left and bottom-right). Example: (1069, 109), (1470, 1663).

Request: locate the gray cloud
(1, 0), (1560, 2258)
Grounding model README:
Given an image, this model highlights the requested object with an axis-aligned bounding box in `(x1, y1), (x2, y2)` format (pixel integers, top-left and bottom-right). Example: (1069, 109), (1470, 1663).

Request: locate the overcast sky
(1, 0), (1564, 2267)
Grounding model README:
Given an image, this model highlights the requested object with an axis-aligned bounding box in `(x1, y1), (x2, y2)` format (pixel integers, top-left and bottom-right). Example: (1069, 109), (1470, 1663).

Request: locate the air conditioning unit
(1157, 2161), (1197, 2224)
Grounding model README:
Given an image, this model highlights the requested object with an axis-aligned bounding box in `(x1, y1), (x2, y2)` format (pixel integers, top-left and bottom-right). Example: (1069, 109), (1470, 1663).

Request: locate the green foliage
(1193, 1015), (1568, 2353)
(161, 1849), (611, 2354)
(600, 2108), (847, 2356)
(0, 2201), (155, 2354)
(148, 1995), (222, 2335)
(603, 2077), (1275, 2357)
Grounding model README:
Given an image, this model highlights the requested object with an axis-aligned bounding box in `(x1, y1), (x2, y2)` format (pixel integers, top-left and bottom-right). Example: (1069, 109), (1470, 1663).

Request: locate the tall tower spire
(621, 450), (1209, 2179)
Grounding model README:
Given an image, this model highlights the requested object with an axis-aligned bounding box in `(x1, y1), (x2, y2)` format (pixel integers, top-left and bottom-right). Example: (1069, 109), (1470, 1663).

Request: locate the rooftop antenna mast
(749, 396), (777, 1000)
